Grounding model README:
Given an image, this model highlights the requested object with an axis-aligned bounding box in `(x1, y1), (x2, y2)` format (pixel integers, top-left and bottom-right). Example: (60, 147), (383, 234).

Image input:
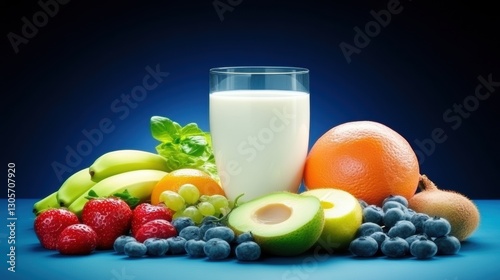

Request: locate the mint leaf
(173, 121), (182, 133)
(204, 132), (212, 147)
(181, 136), (207, 157)
(181, 123), (203, 136)
(151, 116), (219, 181)
(151, 116), (180, 142)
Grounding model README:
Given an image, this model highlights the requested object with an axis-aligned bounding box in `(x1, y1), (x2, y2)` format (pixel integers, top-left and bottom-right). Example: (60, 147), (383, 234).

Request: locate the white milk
(209, 90), (310, 202)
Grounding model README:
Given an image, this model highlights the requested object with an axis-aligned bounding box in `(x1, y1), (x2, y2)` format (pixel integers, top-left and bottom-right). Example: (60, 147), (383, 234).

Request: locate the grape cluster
(349, 195), (461, 259)
(159, 183), (230, 224)
(114, 216), (261, 261)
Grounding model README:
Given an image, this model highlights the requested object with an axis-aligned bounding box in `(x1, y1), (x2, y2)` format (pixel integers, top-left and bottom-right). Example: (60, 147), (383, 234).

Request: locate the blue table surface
(1, 199), (499, 280)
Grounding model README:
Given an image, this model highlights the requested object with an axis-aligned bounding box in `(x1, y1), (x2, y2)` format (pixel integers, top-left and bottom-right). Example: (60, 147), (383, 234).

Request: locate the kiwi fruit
(408, 175), (480, 241)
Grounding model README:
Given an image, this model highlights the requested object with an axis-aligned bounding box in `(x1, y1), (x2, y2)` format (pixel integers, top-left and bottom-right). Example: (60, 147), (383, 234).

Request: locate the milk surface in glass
(209, 89), (309, 202)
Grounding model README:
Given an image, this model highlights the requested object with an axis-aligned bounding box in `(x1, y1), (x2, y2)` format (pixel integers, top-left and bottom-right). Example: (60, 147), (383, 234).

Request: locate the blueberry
(434, 235), (461, 255)
(381, 237), (409, 258)
(383, 195), (409, 208)
(369, 231), (388, 248)
(383, 208), (406, 228)
(349, 236), (378, 257)
(204, 226), (235, 243)
(388, 220), (416, 238)
(124, 241), (147, 257)
(113, 235), (136, 254)
(403, 208), (416, 221)
(199, 220), (223, 236)
(166, 236), (187, 254)
(172, 217), (195, 233)
(410, 237), (438, 259)
(406, 234), (428, 246)
(236, 232), (254, 244)
(363, 205), (384, 225)
(410, 213), (430, 234)
(179, 226), (201, 240)
(204, 238), (231, 260)
(185, 239), (207, 258)
(201, 215), (219, 224)
(144, 238), (168, 256)
(235, 241), (261, 261)
(382, 201), (406, 213)
(424, 217), (451, 237)
(358, 199), (369, 209)
(356, 222), (383, 237)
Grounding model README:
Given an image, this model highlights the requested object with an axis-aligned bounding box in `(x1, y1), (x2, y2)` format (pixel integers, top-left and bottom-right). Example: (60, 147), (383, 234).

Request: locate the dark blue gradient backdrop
(3, 0), (499, 199)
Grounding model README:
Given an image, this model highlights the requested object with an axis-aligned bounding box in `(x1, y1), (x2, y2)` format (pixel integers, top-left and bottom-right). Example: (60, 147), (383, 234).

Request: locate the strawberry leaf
(112, 190), (140, 209)
(85, 190), (100, 200)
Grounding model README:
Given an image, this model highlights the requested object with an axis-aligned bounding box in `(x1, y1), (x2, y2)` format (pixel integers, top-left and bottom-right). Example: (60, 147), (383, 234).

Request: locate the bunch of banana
(89, 149), (169, 182)
(32, 168), (96, 215)
(33, 150), (170, 215)
(68, 169), (168, 216)
(57, 168), (98, 207)
(32, 191), (59, 215)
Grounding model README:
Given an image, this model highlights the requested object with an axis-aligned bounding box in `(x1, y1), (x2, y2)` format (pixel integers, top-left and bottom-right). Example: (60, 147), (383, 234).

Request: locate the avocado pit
(252, 203), (292, 225)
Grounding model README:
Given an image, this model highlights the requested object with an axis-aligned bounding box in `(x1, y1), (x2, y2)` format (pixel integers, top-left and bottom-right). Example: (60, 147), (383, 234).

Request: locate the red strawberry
(134, 219), (177, 243)
(57, 224), (97, 255)
(131, 203), (173, 236)
(82, 198), (132, 249)
(34, 208), (80, 250)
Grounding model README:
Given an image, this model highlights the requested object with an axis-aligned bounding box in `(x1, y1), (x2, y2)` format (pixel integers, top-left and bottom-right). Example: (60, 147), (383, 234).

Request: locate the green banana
(68, 169), (168, 216)
(33, 191), (59, 215)
(89, 149), (169, 182)
(56, 168), (97, 207)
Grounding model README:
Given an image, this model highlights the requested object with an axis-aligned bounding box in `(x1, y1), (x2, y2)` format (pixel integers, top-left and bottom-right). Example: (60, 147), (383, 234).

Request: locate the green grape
(197, 201), (216, 217)
(208, 195), (229, 215)
(199, 195), (209, 202)
(159, 190), (186, 212)
(178, 183), (200, 205)
(183, 206), (203, 224)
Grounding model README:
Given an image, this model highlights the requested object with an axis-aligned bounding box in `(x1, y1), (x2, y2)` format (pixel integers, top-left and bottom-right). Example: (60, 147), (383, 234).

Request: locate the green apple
(301, 188), (362, 251)
(227, 192), (324, 257)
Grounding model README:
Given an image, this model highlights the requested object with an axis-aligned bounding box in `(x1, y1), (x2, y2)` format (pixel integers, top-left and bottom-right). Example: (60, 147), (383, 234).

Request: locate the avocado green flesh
(228, 192), (325, 256)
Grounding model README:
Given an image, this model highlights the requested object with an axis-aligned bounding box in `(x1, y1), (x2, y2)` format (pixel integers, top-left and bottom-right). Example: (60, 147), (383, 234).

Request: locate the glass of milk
(209, 66), (310, 202)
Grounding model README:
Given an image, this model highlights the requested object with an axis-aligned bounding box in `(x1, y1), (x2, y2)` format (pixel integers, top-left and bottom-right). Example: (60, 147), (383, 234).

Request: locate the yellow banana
(89, 149), (169, 182)
(68, 169), (168, 216)
(33, 191), (59, 215)
(56, 168), (97, 207)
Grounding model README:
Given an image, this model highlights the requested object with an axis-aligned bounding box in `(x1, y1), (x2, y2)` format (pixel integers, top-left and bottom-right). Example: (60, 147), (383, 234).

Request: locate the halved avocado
(228, 192), (324, 256)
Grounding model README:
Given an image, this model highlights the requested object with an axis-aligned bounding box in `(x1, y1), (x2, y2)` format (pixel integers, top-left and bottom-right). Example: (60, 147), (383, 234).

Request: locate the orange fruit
(303, 121), (420, 206)
(150, 168), (225, 205)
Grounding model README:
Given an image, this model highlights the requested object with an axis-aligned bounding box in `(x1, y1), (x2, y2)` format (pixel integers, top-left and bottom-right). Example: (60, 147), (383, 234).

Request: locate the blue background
(2, 0), (499, 199)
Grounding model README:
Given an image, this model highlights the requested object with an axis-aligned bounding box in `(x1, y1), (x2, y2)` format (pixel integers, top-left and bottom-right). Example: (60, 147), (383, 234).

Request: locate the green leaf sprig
(150, 116), (219, 181)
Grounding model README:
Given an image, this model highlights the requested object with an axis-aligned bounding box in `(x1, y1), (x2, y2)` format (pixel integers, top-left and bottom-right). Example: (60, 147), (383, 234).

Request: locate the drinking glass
(209, 66), (310, 202)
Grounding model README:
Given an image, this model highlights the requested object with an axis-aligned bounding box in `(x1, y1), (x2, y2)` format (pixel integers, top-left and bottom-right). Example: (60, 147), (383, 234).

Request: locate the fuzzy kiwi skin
(408, 175), (480, 241)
